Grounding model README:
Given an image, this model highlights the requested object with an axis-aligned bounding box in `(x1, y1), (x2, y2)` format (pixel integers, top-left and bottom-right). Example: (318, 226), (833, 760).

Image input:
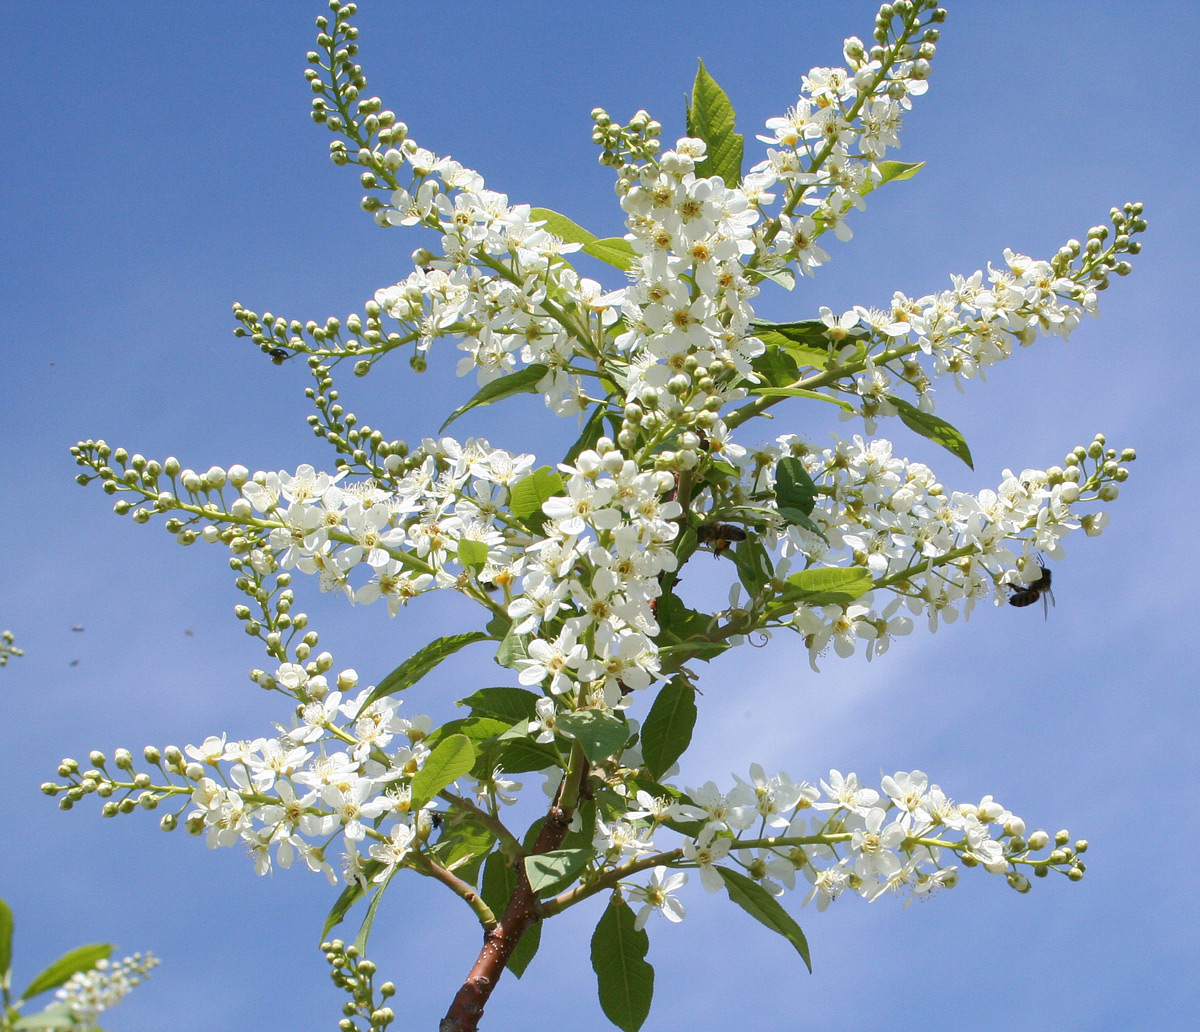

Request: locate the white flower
(627, 866), (688, 930)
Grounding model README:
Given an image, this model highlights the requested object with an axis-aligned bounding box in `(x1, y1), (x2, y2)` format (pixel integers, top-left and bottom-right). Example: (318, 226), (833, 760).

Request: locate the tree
(44, 2), (1143, 1029)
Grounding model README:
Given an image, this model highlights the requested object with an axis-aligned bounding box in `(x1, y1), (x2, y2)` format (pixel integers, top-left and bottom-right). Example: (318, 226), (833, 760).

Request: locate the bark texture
(439, 805), (573, 1032)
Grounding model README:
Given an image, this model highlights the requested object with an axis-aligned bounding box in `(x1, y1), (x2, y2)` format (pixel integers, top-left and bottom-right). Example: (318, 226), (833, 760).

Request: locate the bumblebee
(1008, 557), (1054, 616)
(697, 522), (747, 556)
(267, 347), (293, 365)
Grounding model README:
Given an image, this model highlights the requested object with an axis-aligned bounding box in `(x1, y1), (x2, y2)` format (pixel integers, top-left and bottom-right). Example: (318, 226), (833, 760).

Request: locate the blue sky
(2, 2), (1197, 1030)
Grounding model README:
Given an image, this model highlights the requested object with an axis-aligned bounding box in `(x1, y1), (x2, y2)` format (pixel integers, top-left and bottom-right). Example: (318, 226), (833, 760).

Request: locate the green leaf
(506, 919), (541, 978)
(591, 900), (654, 1032)
(353, 866), (396, 955)
(530, 207), (600, 247)
(887, 394), (974, 469)
(774, 457), (816, 517)
(439, 363), (548, 432)
(750, 346), (800, 389)
(425, 716), (513, 751)
(527, 207), (634, 271)
(716, 867), (811, 972)
(0, 896), (13, 987)
(756, 265), (796, 291)
(686, 59), (744, 188)
(523, 848), (592, 895)
(12, 1004), (79, 1030)
(410, 734), (476, 807)
(555, 710), (629, 763)
(480, 851), (517, 919)
(584, 237), (636, 271)
(456, 538), (489, 569)
(639, 677), (697, 780)
(476, 735), (563, 775)
(752, 318), (834, 368)
(564, 404), (608, 467)
(494, 623), (531, 670)
(778, 567), (874, 608)
(20, 944), (112, 1001)
(364, 631), (491, 708)
(733, 537), (774, 601)
(862, 159), (925, 196)
(750, 387), (851, 410)
(653, 593), (731, 670)
(431, 813), (494, 884)
(458, 686), (542, 724)
(321, 860), (383, 939)
(509, 467), (565, 521)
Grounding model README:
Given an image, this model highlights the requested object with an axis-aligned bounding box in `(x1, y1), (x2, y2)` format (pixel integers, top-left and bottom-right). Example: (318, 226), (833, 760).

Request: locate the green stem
(541, 848), (685, 917)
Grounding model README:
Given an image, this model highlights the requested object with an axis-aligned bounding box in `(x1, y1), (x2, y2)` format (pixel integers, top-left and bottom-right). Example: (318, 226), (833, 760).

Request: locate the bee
(267, 347), (293, 365)
(1008, 556), (1054, 616)
(696, 522), (747, 556)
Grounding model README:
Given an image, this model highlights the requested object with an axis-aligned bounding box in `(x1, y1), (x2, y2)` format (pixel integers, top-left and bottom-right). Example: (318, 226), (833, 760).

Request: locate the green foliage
(591, 900), (654, 1032)
(887, 394), (974, 468)
(554, 710), (630, 763)
(0, 897), (12, 992)
(528, 208), (635, 271)
(776, 567), (874, 608)
(510, 466), (566, 535)
(439, 363), (549, 432)
(861, 159), (925, 195)
(364, 631), (492, 708)
(457, 687), (542, 724)
(717, 867), (811, 972)
(322, 860), (385, 940)
(20, 944), (113, 1002)
(639, 677), (697, 780)
(410, 735), (476, 807)
(523, 849), (592, 895)
(685, 60), (744, 187)
(353, 868), (396, 955)
(774, 456), (827, 541)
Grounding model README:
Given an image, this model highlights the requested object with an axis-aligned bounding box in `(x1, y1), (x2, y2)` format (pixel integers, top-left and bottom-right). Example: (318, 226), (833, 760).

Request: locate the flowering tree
(45, 1), (1143, 1029)
(0, 896), (156, 1032)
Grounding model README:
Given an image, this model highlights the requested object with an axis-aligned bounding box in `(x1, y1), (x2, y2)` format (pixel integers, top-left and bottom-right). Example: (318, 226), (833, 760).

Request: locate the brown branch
(439, 760), (587, 1032)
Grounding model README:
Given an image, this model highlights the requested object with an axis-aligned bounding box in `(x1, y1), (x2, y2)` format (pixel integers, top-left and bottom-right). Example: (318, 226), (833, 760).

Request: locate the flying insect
(696, 522), (747, 557)
(1008, 557), (1054, 616)
(267, 347), (294, 365)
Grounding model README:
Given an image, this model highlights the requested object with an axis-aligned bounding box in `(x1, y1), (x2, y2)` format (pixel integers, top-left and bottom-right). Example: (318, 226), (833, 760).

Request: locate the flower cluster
(676, 766), (1084, 912)
(43, 674), (474, 888)
(0, 629), (21, 667)
(54, 953), (159, 1027)
(745, 432), (1133, 668)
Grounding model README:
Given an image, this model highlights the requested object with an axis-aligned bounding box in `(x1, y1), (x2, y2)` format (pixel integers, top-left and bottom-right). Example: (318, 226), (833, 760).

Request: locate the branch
(439, 757), (589, 1032)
